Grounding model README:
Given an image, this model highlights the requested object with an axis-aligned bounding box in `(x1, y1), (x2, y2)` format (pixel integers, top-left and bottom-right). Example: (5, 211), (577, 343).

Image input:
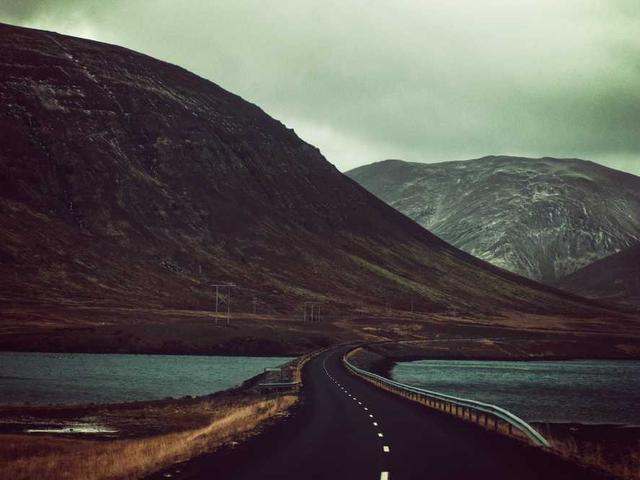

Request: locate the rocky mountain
(557, 244), (640, 308)
(348, 156), (640, 284)
(0, 23), (630, 355)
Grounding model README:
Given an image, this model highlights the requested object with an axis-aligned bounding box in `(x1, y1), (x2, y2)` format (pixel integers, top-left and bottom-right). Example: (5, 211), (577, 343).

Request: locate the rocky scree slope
(348, 156), (640, 284)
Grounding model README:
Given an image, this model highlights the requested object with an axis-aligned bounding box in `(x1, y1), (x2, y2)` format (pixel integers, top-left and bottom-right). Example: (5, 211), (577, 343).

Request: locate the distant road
(151, 348), (608, 480)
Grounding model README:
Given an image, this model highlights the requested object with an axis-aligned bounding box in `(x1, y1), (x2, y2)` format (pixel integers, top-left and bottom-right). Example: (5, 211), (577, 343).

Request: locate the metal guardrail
(343, 353), (550, 448)
(257, 381), (301, 389)
(256, 346), (330, 393)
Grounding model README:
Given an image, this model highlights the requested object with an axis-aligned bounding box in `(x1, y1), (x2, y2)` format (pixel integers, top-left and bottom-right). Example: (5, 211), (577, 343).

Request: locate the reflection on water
(392, 359), (640, 424)
(0, 352), (290, 405)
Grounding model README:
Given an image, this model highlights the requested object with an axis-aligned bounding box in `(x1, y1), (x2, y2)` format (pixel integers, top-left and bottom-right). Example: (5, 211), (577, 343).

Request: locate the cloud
(1, 0), (639, 174)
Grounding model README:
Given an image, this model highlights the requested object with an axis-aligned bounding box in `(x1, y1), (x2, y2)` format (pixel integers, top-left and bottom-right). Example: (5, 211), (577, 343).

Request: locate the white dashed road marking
(324, 353), (391, 480)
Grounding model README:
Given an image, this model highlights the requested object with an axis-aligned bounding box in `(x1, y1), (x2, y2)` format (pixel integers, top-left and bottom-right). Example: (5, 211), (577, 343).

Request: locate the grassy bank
(1, 395), (296, 480)
(0, 352), (316, 480)
(538, 423), (640, 480)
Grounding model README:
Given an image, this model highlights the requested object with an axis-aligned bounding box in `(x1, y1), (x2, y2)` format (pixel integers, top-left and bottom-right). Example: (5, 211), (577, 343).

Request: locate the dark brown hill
(0, 23), (635, 355)
(557, 244), (640, 309)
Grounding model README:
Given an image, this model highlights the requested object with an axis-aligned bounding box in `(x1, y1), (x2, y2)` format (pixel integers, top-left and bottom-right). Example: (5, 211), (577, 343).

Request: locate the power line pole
(212, 283), (235, 326)
(303, 302), (320, 322)
(215, 285), (219, 324)
(227, 287), (231, 325)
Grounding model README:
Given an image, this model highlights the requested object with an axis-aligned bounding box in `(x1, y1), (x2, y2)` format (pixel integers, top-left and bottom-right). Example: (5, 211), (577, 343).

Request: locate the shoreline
(386, 353), (640, 362)
(0, 355), (308, 480)
(1, 345), (639, 362)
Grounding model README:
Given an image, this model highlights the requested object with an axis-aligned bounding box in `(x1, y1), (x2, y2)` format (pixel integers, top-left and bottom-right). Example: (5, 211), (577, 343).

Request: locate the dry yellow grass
(548, 434), (640, 480)
(1, 395), (296, 480)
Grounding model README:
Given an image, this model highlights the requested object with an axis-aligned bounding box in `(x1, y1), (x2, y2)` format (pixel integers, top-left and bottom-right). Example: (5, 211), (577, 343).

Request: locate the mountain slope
(0, 24), (628, 356)
(557, 244), (640, 308)
(348, 157), (640, 283)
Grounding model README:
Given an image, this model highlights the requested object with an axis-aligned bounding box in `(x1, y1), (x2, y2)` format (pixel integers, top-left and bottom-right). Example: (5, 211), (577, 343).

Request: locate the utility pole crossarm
(211, 283), (236, 326)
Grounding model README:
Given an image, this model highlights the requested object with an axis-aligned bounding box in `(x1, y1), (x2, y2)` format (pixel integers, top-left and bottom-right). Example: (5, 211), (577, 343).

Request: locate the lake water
(392, 360), (640, 424)
(0, 352), (291, 405)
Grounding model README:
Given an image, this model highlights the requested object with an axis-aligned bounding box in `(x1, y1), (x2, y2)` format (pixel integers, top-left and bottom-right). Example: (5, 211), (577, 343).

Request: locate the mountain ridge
(0, 23), (635, 355)
(348, 156), (640, 283)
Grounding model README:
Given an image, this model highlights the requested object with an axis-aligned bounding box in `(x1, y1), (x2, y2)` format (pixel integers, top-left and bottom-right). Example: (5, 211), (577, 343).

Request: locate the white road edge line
(383, 445), (390, 453)
(380, 472), (389, 480)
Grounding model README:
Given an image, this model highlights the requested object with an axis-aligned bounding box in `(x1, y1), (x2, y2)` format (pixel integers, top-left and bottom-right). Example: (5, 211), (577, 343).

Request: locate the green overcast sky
(2, 0), (639, 175)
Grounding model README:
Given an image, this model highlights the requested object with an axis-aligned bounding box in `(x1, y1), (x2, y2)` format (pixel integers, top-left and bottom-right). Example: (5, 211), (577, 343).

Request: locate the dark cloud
(0, 0), (46, 20)
(0, 0), (86, 21)
(1, 0), (638, 174)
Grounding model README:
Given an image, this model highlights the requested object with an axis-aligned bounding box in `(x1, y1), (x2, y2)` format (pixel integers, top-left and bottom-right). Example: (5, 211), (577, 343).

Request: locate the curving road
(151, 348), (609, 480)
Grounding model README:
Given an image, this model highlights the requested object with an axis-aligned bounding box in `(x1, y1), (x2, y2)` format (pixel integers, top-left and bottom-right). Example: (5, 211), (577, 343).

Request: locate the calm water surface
(0, 352), (290, 405)
(392, 360), (640, 424)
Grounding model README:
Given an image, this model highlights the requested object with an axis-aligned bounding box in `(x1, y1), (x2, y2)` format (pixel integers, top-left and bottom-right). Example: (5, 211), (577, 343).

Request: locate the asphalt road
(151, 348), (609, 480)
